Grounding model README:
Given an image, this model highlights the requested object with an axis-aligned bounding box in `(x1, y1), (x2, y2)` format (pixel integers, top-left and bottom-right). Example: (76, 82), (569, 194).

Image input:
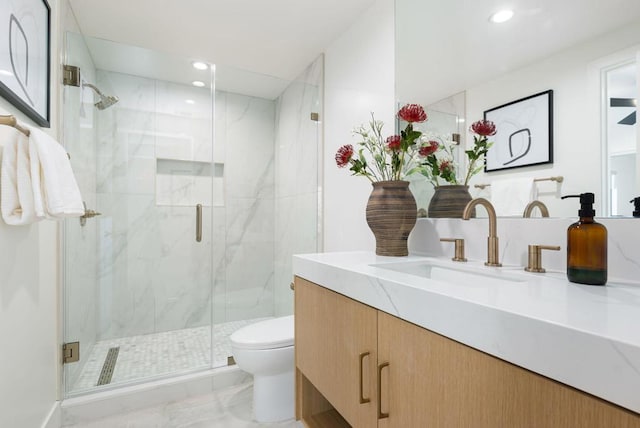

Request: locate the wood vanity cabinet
(295, 276), (640, 428)
(295, 276), (378, 427)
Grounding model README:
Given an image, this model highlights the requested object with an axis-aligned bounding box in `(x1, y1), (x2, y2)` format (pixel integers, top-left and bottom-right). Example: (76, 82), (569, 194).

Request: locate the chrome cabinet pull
(377, 361), (389, 419)
(196, 204), (202, 242)
(359, 351), (371, 404)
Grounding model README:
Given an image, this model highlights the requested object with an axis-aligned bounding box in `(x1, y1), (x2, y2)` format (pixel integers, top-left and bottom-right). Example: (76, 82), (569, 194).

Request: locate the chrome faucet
(462, 198), (502, 267)
(523, 200), (549, 218)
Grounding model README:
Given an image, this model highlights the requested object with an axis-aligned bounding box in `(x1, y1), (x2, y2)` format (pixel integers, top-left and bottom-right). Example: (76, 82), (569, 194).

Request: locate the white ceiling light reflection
(185, 99), (195, 104)
(0, 69), (13, 77)
(192, 80), (205, 87)
(192, 61), (208, 70)
(489, 10), (514, 23)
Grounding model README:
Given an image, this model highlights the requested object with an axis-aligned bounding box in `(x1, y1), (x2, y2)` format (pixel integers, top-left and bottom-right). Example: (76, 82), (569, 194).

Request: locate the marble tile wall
(95, 70), (215, 339)
(95, 70), (278, 335)
(410, 217), (640, 283)
(274, 56), (323, 316)
(215, 91), (276, 323)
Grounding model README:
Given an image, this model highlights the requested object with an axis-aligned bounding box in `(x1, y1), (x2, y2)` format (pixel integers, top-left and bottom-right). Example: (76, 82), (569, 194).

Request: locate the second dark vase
(428, 185), (474, 218)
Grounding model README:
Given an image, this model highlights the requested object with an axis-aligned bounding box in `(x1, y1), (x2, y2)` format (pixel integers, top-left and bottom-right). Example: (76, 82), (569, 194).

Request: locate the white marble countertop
(293, 251), (640, 414)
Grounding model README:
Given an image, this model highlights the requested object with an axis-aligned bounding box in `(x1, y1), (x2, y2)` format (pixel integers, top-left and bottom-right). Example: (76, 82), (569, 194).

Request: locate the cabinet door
(378, 311), (640, 428)
(295, 277), (378, 427)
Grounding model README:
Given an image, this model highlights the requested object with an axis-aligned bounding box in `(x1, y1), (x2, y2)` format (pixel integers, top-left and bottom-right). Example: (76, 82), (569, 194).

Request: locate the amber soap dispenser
(561, 193), (607, 285)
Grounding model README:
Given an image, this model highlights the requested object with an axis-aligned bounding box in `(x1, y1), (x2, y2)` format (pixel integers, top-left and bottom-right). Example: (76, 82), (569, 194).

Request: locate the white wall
(323, 0), (395, 252)
(0, 0), (62, 426)
(466, 22), (640, 218)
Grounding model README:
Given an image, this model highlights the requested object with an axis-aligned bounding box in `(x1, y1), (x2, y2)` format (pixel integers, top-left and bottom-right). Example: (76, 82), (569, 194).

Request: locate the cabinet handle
(196, 204), (202, 242)
(359, 352), (371, 404)
(377, 361), (389, 419)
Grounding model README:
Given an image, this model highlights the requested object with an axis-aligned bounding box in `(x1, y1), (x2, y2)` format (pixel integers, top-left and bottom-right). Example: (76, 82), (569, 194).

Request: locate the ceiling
(69, 0), (640, 102)
(397, 0), (640, 103)
(83, 37), (292, 99)
(68, 0), (377, 82)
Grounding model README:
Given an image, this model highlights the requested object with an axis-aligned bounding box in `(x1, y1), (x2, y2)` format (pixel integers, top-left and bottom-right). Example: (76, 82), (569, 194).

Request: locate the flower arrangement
(335, 104), (427, 182)
(416, 119), (496, 187)
(335, 105), (496, 188)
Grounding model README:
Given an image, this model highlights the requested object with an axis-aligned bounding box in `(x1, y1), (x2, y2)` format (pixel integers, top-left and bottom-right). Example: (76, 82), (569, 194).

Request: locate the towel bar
(474, 176), (563, 190)
(0, 114), (30, 136)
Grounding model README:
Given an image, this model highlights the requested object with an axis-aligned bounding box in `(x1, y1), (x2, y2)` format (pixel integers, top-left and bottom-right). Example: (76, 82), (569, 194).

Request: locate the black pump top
(631, 197), (640, 218)
(561, 192), (596, 218)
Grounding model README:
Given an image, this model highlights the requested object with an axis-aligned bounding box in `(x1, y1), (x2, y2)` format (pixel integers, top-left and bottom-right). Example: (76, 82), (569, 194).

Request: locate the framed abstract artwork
(0, 0), (51, 127)
(484, 90), (553, 172)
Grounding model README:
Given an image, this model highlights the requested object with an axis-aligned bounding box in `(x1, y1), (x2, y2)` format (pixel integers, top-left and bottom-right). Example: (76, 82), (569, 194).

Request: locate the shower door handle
(196, 204), (202, 242)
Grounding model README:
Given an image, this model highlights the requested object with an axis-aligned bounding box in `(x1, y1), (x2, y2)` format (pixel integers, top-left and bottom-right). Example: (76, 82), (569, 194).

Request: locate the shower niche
(62, 30), (322, 396)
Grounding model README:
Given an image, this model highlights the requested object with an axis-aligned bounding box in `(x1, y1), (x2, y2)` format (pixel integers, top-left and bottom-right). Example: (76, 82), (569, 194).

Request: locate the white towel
(25, 125), (85, 218)
(491, 177), (537, 216)
(1, 128), (38, 225)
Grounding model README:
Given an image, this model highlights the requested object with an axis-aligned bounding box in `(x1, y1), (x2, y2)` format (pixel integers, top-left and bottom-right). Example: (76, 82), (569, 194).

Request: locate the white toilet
(230, 315), (295, 423)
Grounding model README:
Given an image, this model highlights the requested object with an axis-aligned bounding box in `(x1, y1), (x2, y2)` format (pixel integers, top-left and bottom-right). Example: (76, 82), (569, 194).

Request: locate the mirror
(603, 60), (638, 217)
(396, 0), (640, 217)
(404, 92), (466, 216)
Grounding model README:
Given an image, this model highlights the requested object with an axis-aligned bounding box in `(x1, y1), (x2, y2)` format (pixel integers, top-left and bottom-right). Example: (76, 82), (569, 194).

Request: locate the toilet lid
(230, 315), (294, 350)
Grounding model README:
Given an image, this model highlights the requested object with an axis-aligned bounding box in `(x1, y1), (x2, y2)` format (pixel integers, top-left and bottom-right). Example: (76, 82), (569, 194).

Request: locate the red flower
(470, 119), (497, 137)
(439, 160), (452, 172)
(397, 104), (427, 123)
(419, 140), (438, 157)
(335, 144), (354, 168)
(386, 135), (402, 151)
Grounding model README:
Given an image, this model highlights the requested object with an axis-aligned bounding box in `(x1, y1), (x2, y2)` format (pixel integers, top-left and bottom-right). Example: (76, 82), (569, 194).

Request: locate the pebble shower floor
(70, 318), (267, 393)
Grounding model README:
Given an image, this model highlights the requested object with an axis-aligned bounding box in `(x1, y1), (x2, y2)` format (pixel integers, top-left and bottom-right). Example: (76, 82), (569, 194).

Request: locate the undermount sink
(371, 261), (526, 287)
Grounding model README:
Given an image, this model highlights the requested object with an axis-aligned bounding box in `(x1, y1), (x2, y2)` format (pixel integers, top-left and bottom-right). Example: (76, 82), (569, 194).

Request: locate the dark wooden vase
(428, 185), (474, 218)
(366, 181), (417, 257)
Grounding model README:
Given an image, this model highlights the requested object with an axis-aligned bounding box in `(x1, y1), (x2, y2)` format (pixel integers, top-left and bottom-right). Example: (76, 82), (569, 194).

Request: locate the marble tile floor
(62, 382), (304, 427)
(72, 318), (269, 393)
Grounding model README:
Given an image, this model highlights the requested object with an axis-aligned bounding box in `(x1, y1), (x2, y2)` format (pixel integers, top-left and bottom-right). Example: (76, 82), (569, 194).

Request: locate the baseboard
(41, 402), (61, 428)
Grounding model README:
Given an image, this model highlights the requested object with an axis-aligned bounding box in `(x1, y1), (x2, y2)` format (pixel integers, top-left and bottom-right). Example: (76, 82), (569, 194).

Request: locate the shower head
(83, 82), (119, 110)
(95, 94), (119, 110)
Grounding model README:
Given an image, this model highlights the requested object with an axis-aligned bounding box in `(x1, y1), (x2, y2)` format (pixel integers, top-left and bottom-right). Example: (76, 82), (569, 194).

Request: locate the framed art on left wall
(0, 0), (51, 127)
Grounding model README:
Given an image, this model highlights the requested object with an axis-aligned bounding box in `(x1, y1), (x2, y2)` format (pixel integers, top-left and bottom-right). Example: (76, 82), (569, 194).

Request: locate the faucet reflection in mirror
(462, 198), (501, 266)
(523, 200), (550, 218)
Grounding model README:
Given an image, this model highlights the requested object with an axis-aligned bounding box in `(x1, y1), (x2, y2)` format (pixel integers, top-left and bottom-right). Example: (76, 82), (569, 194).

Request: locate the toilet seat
(230, 315), (294, 350)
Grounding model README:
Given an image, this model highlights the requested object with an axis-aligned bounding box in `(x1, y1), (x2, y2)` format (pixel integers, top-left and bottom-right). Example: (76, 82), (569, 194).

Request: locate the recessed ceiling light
(185, 99), (195, 104)
(489, 10), (514, 23)
(192, 80), (205, 87)
(192, 61), (208, 70)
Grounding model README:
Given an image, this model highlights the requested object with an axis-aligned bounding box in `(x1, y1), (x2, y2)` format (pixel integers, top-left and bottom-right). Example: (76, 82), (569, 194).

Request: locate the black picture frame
(483, 90), (553, 172)
(0, 0), (51, 127)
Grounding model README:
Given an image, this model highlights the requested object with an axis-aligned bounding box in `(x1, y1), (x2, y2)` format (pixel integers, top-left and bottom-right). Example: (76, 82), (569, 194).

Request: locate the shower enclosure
(62, 30), (322, 396)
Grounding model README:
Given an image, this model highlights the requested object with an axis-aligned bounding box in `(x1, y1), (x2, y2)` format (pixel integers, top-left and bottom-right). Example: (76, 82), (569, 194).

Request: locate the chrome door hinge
(63, 342), (80, 364)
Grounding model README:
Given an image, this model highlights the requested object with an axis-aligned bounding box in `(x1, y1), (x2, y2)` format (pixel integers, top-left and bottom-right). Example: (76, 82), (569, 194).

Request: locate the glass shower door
(62, 31), (215, 395)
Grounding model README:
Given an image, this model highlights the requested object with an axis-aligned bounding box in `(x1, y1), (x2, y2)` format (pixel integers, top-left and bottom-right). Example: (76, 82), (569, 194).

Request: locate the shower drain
(97, 347), (120, 386)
